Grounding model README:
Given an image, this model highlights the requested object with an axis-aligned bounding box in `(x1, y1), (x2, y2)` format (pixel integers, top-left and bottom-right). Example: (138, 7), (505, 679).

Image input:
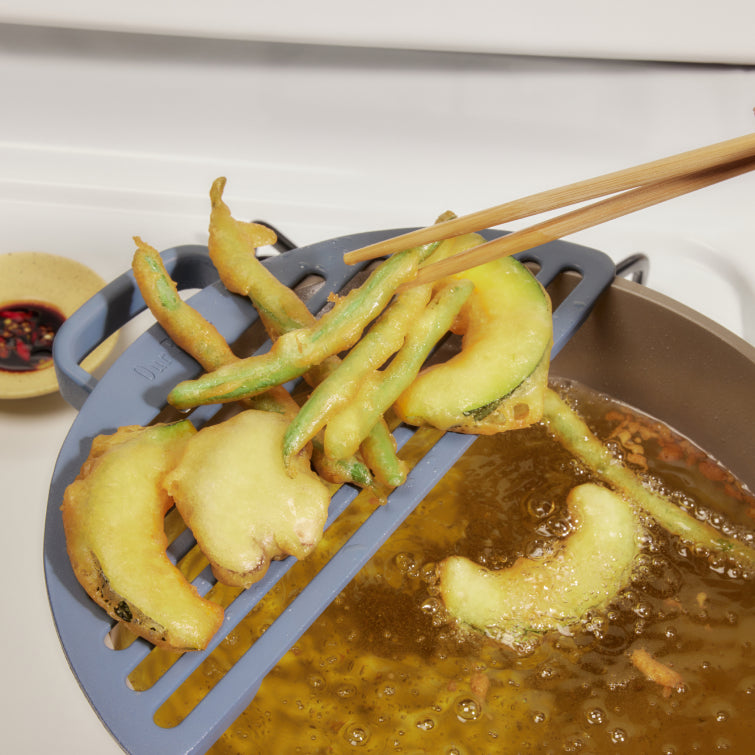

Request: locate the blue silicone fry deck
(45, 229), (615, 754)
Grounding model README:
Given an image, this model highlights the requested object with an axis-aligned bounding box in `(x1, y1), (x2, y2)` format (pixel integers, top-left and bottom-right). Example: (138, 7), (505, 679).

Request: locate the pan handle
(615, 253), (650, 285)
(52, 245), (219, 410)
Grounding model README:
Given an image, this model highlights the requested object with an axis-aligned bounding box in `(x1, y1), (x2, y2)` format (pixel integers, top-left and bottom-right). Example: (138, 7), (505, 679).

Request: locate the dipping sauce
(0, 302), (64, 372)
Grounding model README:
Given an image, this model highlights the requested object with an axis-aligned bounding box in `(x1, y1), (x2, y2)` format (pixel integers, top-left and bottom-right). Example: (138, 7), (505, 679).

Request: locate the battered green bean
(309, 439), (372, 490)
(543, 388), (755, 571)
(132, 238), (298, 418)
(357, 419), (407, 490)
(133, 237), (237, 372)
(324, 279), (475, 462)
(281, 285), (432, 463)
(208, 178), (313, 339)
(168, 244), (422, 409)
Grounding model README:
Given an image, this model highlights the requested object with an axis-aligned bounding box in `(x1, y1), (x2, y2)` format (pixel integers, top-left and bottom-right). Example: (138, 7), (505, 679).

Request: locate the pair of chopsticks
(343, 133), (755, 287)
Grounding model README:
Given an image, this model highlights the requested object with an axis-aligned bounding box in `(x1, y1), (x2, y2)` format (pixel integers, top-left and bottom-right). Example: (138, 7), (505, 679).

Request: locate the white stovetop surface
(3, 0), (755, 64)
(0, 19), (753, 755)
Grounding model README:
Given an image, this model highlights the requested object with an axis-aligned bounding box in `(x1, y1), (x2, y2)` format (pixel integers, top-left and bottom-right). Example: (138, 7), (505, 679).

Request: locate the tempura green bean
(168, 244), (422, 409)
(543, 388), (755, 571)
(131, 238), (298, 418)
(133, 237), (237, 372)
(281, 285), (432, 463)
(208, 178), (313, 338)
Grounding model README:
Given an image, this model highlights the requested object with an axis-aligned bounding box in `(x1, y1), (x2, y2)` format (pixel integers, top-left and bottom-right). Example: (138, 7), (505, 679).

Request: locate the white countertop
(1, 20), (753, 754)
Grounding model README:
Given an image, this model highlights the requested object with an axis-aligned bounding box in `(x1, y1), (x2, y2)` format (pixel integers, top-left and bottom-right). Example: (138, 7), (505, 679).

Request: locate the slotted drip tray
(45, 228), (615, 754)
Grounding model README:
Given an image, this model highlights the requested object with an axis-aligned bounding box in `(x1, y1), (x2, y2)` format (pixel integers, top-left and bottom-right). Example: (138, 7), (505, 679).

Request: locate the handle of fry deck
(53, 245), (219, 410)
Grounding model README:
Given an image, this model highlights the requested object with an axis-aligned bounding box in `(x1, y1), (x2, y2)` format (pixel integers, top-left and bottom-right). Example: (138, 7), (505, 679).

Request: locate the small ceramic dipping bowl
(0, 252), (118, 399)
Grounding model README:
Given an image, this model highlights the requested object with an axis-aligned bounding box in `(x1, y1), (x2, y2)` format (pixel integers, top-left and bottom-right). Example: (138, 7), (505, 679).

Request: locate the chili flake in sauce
(0, 302), (64, 372)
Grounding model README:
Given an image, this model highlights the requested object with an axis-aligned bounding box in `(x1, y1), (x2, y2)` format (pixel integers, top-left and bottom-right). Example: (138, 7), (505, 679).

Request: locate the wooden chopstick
(343, 132), (755, 266)
(404, 155), (755, 288)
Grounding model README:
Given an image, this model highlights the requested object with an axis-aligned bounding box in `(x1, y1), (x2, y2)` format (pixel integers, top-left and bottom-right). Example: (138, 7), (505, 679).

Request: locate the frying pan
(43, 229), (754, 753)
(550, 269), (754, 491)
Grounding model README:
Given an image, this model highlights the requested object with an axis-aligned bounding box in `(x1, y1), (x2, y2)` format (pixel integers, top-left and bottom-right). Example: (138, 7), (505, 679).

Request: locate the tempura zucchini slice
(393, 233), (553, 433)
(437, 483), (641, 649)
(61, 422), (224, 651)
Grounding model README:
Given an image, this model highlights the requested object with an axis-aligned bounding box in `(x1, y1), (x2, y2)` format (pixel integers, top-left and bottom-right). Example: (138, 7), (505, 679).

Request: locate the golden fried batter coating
(164, 410), (332, 589)
(62, 422), (224, 651)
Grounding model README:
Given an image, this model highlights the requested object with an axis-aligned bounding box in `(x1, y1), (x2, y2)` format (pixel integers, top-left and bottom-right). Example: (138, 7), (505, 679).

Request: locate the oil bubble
(527, 498), (555, 520)
(420, 597), (443, 616)
(343, 723), (370, 746)
(633, 600), (655, 619)
(563, 737), (585, 752)
(538, 665), (557, 680)
(394, 551), (418, 576)
(202, 658), (222, 680)
(585, 707), (606, 726)
(549, 518), (572, 538)
(525, 539), (553, 559)
(308, 673), (326, 690)
(455, 697), (482, 722)
(224, 629), (240, 647)
(420, 562), (437, 582)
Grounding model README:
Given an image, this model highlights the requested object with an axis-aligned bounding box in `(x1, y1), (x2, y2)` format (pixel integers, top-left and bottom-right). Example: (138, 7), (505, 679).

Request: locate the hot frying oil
(194, 381), (755, 753)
